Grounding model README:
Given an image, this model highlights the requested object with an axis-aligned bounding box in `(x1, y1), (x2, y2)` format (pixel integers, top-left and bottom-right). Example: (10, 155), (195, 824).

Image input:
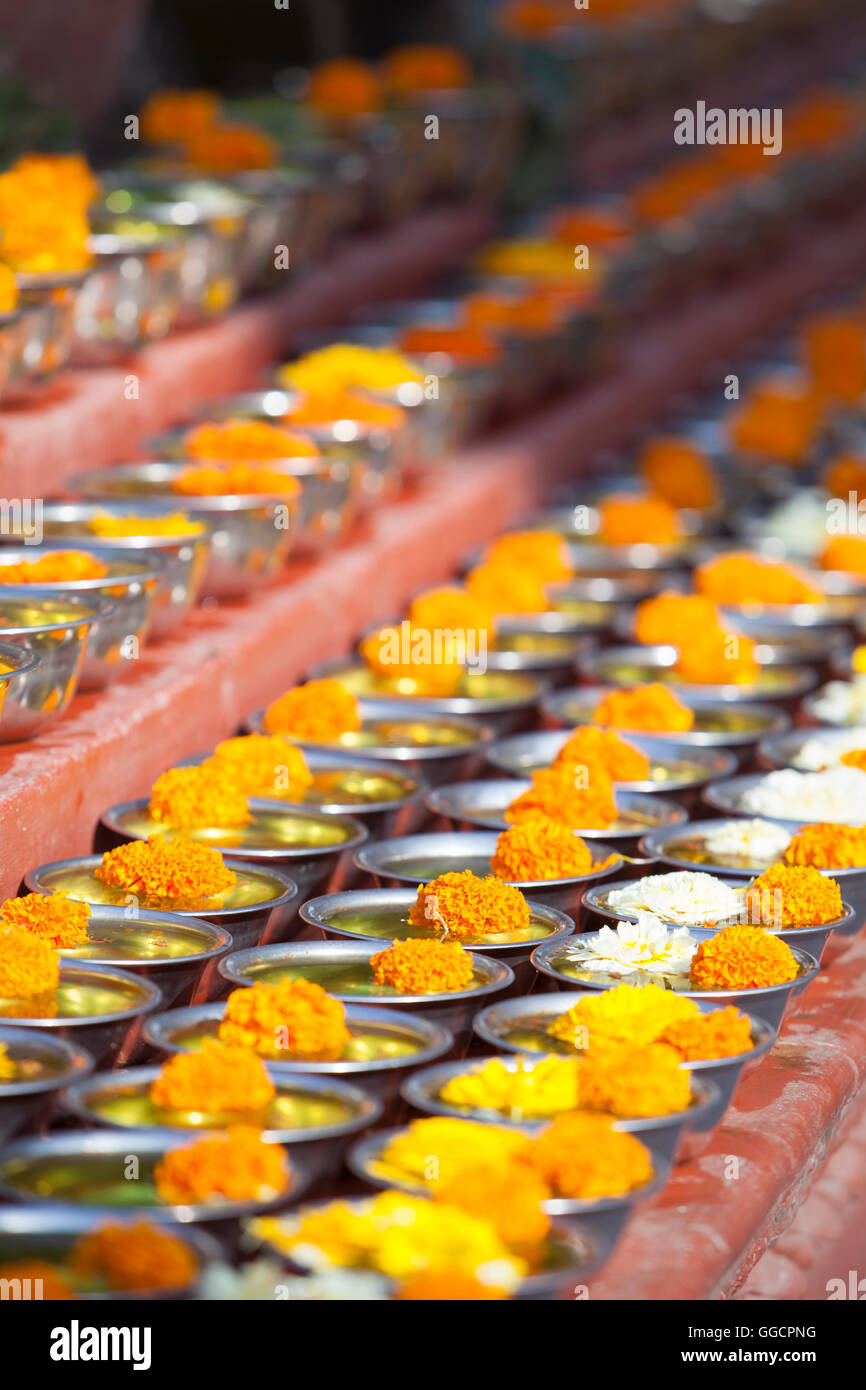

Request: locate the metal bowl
(424, 778), (687, 849)
(484, 630), (597, 685)
(56, 905), (232, 1010)
(0, 1128), (307, 1230)
(0, 1205), (223, 1299)
(0, 637), (44, 740)
(354, 830), (622, 917)
(73, 231), (185, 361)
(486, 728), (737, 796)
(216, 937), (513, 1055)
(757, 727), (866, 772)
(9, 499), (212, 640)
(400, 1054), (720, 1166)
(13, 270), (89, 379)
(802, 681), (866, 728)
(579, 642), (817, 706)
(23, 854), (298, 955)
(97, 799), (367, 907)
(298, 886), (574, 991)
(0, 1026), (93, 1146)
(0, 545), (164, 690)
(611, 605), (849, 672)
(542, 684), (791, 763)
(471, 992), (774, 1137)
(702, 770), (866, 828)
(531, 932), (820, 1036)
(142, 999), (452, 1122)
(0, 959), (161, 1068)
(0, 593), (116, 739)
(65, 462), (300, 599)
(246, 697), (495, 786)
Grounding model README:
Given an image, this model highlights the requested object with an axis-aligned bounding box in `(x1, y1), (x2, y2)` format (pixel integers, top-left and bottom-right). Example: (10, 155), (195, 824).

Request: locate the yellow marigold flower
(529, 1111), (654, 1199)
(819, 536), (866, 576)
(0, 1042), (15, 1079)
(95, 835), (237, 900)
(490, 818), (600, 881)
(0, 264), (18, 313)
(440, 1056), (580, 1119)
(0, 892), (90, 949)
(205, 734), (312, 798)
(592, 683), (694, 733)
(183, 419), (319, 461)
(288, 389), (405, 429)
(0, 927), (60, 999)
(379, 1118), (532, 1186)
(278, 344), (423, 394)
(409, 870), (530, 938)
(482, 531), (572, 584)
(0, 551), (108, 583)
(553, 726), (650, 782)
(577, 1042), (691, 1117)
(359, 623), (463, 697)
(88, 511), (204, 538)
(148, 765), (251, 830)
(171, 463), (301, 497)
(634, 592), (721, 647)
(597, 494), (682, 545)
(263, 679), (360, 742)
(150, 1038), (275, 1113)
(407, 585), (493, 634)
(694, 552), (822, 606)
(658, 1006), (753, 1061)
(370, 937), (474, 993)
(505, 761), (617, 830)
(218, 979), (349, 1060)
(784, 823), (866, 870)
(71, 1221), (198, 1291)
(746, 861), (843, 927)
(434, 1161), (551, 1247)
(689, 925), (799, 990)
(465, 561), (551, 616)
(154, 1126), (289, 1205)
(674, 626), (760, 685)
(548, 983), (699, 1049)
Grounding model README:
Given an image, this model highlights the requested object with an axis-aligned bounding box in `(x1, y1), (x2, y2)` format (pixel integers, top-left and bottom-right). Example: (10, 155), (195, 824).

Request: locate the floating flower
(278, 344), (423, 394)
(490, 817), (602, 881)
(801, 313), (866, 404)
(552, 726), (650, 782)
(823, 453), (866, 503)
(529, 1112), (654, 1199)
(634, 592), (720, 647)
(359, 623), (463, 697)
(88, 510), (204, 538)
(689, 925), (799, 990)
(183, 419), (319, 461)
(407, 585), (493, 635)
(674, 626), (759, 685)
(783, 822), (866, 869)
(263, 679), (360, 742)
(0, 265), (18, 313)
(150, 1038), (275, 1113)
(0, 892), (90, 949)
(370, 938), (474, 994)
(505, 762), (617, 830)
(140, 89), (221, 144)
(819, 536), (866, 576)
(205, 733), (313, 798)
(398, 324), (499, 365)
(695, 551), (822, 606)
(482, 531), (572, 584)
(591, 683), (694, 733)
(378, 1118), (532, 1187)
(597, 493), (681, 546)
(729, 383), (822, 464)
(154, 1126), (289, 1205)
(0, 551), (108, 583)
(307, 58), (383, 118)
(576, 1041), (691, 1117)
(383, 44), (471, 93)
(0, 1042), (14, 1079)
(567, 912), (698, 976)
(218, 979), (350, 1060)
(434, 1162), (551, 1248)
(171, 463), (301, 497)
(71, 1221), (198, 1292)
(288, 389), (405, 429)
(148, 765), (251, 830)
(465, 561), (550, 616)
(95, 835), (237, 900)
(408, 870), (530, 938)
(746, 862), (843, 927)
(439, 1056), (580, 1119)
(658, 1006), (753, 1061)
(0, 927), (60, 999)
(606, 871), (743, 926)
(182, 124), (278, 173)
(548, 982), (699, 1049)
(639, 437), (718, 510)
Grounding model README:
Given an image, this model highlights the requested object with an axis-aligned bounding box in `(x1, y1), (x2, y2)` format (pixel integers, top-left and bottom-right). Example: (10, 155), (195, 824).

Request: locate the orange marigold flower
(0, 1260), (75, 1300)
(184, 419), (319, 461)
(592, 683), (694, 733)
(0, 551), (108, 584)
(370, 937), (474, 993)
(746, 862), (843, 928)
(465, 561), (550, 616)
(218, 979), (350, 1060)
(674, 626), (759, 686)
(552, 725), (650, 781)
(148, 765), (251, 830)
(409, 870), (530, 938)
(490, 817), (600, 880)
(95, 835), (237, 900)
(182, 123), (278, 173)
(0, 264), (18, 313)
(171, 463), (301, 498)
(205, 734), (313, 797)
(639, 437), (718, 510)
(153, 1125), (289, 1205)
(140, 89), (221, 144)
(359, 623), (463, 697)
(307, 58), (383, 118)
(529, 1111), (654, 1199)
(398, 323), (500, 365)
(689, 925), (799, 990)
(819, 536), (866, 576)
(288, 389), (405, 430)
(694, 552), (823, 606)
(577, 1041), (691, 1117)
(784, 823), (866, 870)
(408, 585), (493, 634)
(396, 1271), (510, 1300)
(263, 679), (360, 742)
(823, 453), (866, 503)
(597, 493), (682, 546)
(71, 1221), (198, 1292)
(383, 44), (471, 93)
(658, 1006), (754, 1062)
(729, 385), (822, 464)
(505, 761), (617, 830)
(150, 1037), (275, 1112)
(634, 592), (720, 647)
(482, 531), (573, 584)
(433, 1161), (551, 1247)
(802, 314), (866, 404)
(0, 892), (90, 949)
(0, 927), (60, 999)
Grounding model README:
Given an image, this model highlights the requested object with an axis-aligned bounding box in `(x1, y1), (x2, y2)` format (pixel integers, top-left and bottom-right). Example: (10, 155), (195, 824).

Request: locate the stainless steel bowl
(579, 642), (817, 705)
(0, 633), (48, 740)
(13, 269), (90, 379)
(0, 959), (161, 1068)
(486, 728), (737, 794)
(0, 1026), (93, 1146)
(73, 231), (185, 361)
